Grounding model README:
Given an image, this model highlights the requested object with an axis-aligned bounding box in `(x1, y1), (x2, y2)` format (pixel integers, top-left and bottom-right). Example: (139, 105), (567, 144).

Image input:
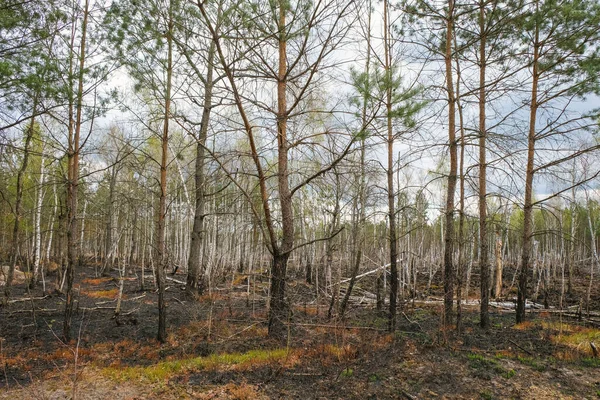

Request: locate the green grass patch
(103, 348), (289, 383)
(467, 353), (509, 379)
(368, 373), (382, 382)
(480, 389), (494, 400)
(580, 357), (600, 368)
(517, 356), (546, 372)
(504, 368), (516, 379)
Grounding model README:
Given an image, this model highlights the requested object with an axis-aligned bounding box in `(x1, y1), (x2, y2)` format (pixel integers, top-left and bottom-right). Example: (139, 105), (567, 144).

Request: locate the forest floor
(1, 264), (599, 399)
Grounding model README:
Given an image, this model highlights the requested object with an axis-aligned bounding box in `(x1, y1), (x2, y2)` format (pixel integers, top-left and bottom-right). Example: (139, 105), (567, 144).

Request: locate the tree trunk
(493, 229), (503, 299)
(383, 0), (398, 332)
(31, 148), (45, 288)
(443, 0), (457, 326)
(101, 164), (118, 276)
(45, 182), (58, 264)
(268, 253), (289, 338)
(268, 1), (294, 339)
(568, 201), (576, 294)
(585, 193), (597, 317)
(128, 210), (137, 269)
(3, 111), (36, 303)
(186, 40), (215, 297)
(155, 1), (174, 343)
(517, 10), (539, 324)
(63, 0), (89, 342)
(478, 0), (490, 329)
(454, 27), (466, 332)
(327, 173), (341, 319)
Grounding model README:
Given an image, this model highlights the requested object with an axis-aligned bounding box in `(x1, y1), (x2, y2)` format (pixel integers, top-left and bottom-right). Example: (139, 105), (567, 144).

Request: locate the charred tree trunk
(268, 1), (294, 339)
(268, 252), (290, 338)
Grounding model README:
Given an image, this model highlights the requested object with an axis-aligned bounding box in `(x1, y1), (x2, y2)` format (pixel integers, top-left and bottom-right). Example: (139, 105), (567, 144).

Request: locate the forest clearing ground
(1, 263), (599, 399)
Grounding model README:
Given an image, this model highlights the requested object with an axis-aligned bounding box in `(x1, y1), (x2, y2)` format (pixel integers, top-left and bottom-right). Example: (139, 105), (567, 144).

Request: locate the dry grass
(552, 326), (600, 359)
(92, 338), (161, 363)
(196, 381), (268, 400)
(513, 321), (535, 330)
(81, 277), (113, 285)
(81, 288), (119, 299)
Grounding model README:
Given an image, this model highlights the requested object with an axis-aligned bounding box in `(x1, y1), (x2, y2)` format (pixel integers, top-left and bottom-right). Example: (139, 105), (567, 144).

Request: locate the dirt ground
(1, 264), (599, 399)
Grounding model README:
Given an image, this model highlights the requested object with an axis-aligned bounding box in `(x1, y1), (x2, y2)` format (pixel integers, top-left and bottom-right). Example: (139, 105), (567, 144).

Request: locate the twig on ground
(400, 389), (417, 400)
(509, 339), (535, 356)
(166, 276), (185, 285)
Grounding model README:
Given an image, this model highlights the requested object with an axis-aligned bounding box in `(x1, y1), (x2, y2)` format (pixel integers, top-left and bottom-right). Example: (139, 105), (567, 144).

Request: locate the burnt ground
(0, 264), (599, 399)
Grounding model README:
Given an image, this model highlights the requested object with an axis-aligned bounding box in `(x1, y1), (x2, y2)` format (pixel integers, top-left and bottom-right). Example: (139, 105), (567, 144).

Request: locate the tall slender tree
(104, 0), (181, 342)
(196, 0), (357, 338)
(63, 0), (90, 341)
(516, 0), (600, 323)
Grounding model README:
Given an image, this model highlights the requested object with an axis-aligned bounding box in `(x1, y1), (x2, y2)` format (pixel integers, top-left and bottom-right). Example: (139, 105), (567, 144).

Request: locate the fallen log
(7, 295), (49, 304)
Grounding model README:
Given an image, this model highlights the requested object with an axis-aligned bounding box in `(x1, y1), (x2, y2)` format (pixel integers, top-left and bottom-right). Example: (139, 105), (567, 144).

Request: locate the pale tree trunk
(79, 199), (87, 258)
(568, 193), (577, 294)
(493, 229), (503, 299)
(465, 229), (476, 302)
(31, 148), (46, 288)
(128, 210), (137, 271)
(101, 164), (118, 276)
(585, 191), (597, 317)
(559, 208), (566, 317)
(186, 40), (215, 297)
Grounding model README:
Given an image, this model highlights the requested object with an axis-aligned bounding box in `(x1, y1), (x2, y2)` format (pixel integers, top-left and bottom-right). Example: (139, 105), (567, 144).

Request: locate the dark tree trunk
(517, 11), (539, 324)
(3, 109), (36, 303)
(383, 0), (398, 332)
(478, 0), (490, 329)
(443, 0), (457, 326)
(186, 41), (215, 298)
(63, 0), (89, 342)
(268, 253), (289, 338)
(155, 0), (174, 343)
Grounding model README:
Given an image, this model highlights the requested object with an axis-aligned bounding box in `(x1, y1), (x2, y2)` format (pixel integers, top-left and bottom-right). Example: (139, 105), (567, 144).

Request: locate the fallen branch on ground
(8, 296), (48, 304)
